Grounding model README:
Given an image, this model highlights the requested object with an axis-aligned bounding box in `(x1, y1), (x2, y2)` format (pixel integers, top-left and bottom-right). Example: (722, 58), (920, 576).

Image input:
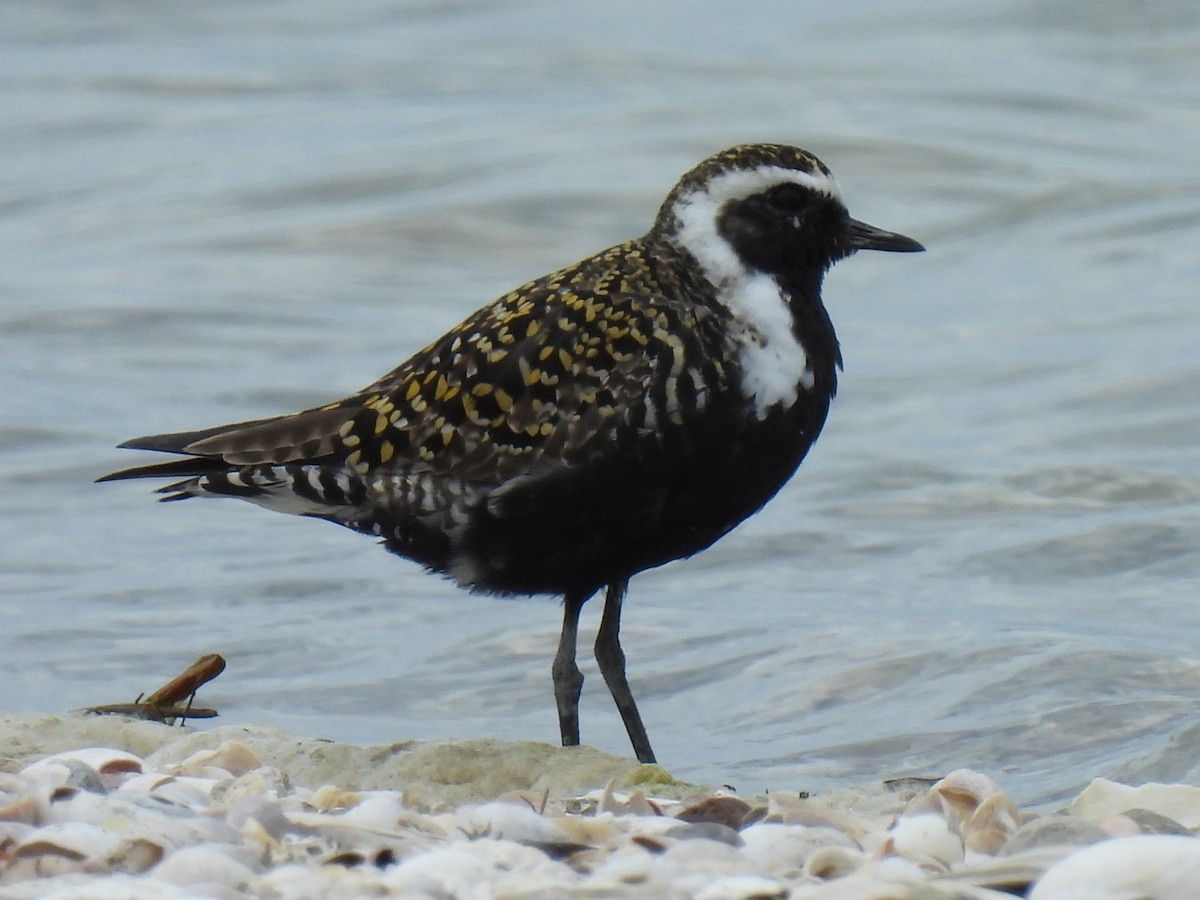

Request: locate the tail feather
(99, 415), (298, 486)
(114, 417), (280, 455)
(152, 471), (277, 502)
(96, 456), (230, 484)
(156, 478), (205, 502)
(101, 458), (290, 504)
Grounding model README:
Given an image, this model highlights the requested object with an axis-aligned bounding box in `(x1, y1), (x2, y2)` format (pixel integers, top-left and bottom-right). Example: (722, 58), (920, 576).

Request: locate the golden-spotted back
(322, 240), (727, 483)
(105, 232), (731, 590)
(157, 236), (727, 485)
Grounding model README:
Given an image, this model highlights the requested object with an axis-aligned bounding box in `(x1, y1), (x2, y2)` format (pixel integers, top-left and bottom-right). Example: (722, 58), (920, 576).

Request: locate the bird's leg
(553, 589), (588, 748)
(594, 580), (657, 764)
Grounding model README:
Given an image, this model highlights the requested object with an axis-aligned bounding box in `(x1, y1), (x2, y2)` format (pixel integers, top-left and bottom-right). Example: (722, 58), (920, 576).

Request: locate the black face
(715, 183), (852, 276)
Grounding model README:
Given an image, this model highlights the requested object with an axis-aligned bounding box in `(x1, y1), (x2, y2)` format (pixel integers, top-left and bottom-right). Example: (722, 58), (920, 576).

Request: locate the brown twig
(80, 653), (226, 725)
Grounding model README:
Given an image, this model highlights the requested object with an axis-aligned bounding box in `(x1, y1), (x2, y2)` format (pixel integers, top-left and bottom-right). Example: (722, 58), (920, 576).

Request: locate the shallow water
(2, 0), (1199, 806)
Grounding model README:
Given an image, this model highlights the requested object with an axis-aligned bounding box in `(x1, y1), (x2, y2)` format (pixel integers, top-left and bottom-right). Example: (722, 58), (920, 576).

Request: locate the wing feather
(103, 238), (723, 489)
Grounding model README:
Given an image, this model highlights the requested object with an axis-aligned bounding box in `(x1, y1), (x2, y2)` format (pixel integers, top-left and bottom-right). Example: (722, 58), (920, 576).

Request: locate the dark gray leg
(552, 589), (588, 747)
(594, 580), (657, 764)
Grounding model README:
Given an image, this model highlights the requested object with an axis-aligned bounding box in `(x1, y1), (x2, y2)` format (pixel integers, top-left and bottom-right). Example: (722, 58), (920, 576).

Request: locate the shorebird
(101, 143), (924, 763)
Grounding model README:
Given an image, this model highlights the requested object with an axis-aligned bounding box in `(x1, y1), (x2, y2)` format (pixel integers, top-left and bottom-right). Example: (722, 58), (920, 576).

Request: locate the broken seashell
(1029, 834), (1200, 899)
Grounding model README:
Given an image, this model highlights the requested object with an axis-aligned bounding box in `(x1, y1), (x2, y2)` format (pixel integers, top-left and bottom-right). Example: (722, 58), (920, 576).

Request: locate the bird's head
(655, 143), (924, 287)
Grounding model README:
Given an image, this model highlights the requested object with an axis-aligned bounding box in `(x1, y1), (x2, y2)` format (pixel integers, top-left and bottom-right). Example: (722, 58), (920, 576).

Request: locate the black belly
(434, 396), (831, 597)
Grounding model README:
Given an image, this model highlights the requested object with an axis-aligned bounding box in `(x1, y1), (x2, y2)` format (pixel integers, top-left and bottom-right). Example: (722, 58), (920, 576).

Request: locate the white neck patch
(723, 272), (815, 417)
(670, 165), (836, 417)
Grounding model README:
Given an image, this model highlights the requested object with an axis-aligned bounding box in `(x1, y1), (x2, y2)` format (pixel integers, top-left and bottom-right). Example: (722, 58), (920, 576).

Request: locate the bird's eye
(767, 183), (811, 211)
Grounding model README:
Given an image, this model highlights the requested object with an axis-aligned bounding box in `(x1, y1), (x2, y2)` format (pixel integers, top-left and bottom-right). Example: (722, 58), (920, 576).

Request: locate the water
(3, 0), (1199, 806)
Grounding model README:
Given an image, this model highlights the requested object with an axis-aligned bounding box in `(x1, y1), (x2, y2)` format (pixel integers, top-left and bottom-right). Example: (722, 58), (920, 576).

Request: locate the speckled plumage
(101, 143), (924, 763)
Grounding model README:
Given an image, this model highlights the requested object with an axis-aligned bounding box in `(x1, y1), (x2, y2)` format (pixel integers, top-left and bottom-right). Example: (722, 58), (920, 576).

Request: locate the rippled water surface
(3, 0), (1199, 805)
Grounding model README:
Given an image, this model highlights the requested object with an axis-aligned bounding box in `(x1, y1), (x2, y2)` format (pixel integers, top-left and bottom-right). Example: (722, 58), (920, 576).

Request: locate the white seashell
(663, 820), (740, 849)
(1068, 779), (1200, 830)
(107, 836), (166, 874)
(903, 790), (945, 818)
(869, 853), (929, 882)
(1029, 834), (1200, 899)
(118, 772), (220, 808)
(218, 767), (289, 806)
(40, 785), (112, 826)
(226, 792), (291, 843)
(579, 782), (680, 817)
(883, 813), (964, 869)
(487, 863), (588, 898)
(547, 811), (617, 845)
(597, 780), (624, 815)
(174, 740), (264, 779)
(308, 783), (362, 812)
(564, 786), (606, 813)
(1118, 807), (1192, 836)
(0, 821), (36, 847)
(339, 793), (408, 830)
(19, 758), (103, 795)
(963, 791), (1022, 854)
(9, 821), (122, 878)
(644, 838), (757, 893)
(694, 874), (789, 900)
(23, 747), (144, 787)
(942, 845), (1075, 893)
(590, 840), (663, 886)
(803, 844), (867, 880)
(1000, 815), (1108, 856)
(239, 815), (283, 860)
(260, 862), (396, 898)
(1098, 811), (1145, 838)
(283, 804), (442, 854)
(665, 835), (755, 867)
(0, 793), (46, 825)
(150, 842), (260, 889)
(766, 793), (876, 840)
(595, 779), (647, 816)
(9, 871), (186, 899)
(384, 841), (563, 897)
(18, 820), (121, 858)
(740, 822), (858, 875)
(107, 791), (241, 850)
(596, 811), (688, 854)
(452, 800), (571, 844)
(625, 789), (665, 816)
(790, 870), (927, 899)
(931, 769), (1006, 824)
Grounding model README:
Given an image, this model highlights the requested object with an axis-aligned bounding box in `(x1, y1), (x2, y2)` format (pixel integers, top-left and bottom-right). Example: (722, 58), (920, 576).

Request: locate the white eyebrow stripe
(694, 165), (843, 207)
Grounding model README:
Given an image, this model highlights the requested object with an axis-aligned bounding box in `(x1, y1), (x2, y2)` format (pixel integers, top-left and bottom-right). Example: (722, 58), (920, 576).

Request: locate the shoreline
(1, 712), (663, 808)
(3, 713), (1200, 897)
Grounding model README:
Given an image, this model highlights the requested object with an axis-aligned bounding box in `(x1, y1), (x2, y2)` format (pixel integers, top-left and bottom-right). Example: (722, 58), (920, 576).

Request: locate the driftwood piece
(80, 653), (226, 724)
